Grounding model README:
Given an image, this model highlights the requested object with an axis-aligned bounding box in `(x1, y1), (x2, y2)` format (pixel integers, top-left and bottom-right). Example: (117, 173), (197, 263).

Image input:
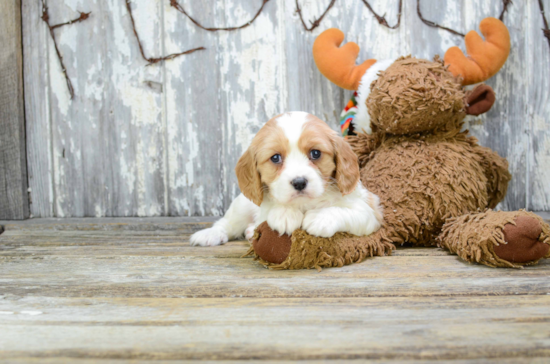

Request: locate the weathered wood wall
(22, 0), (550, 217)
(0, 0), (29, 220)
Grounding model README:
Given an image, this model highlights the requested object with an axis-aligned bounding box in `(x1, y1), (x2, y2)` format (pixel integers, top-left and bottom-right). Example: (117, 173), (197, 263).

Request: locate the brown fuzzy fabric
(344, 55), (542, 269)
(438, 210), (550, 268)
(367, 56), (466, 135)
(347, 132), (383, 169)
(348, 57), (518, 262)
(354, 129), (511, 247)
(472, 142), (512, 208)
(246, 224), (395, 271)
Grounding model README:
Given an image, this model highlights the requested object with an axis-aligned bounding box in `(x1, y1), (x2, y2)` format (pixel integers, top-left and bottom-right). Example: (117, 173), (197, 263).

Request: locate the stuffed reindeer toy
(249, 18), (550, 269)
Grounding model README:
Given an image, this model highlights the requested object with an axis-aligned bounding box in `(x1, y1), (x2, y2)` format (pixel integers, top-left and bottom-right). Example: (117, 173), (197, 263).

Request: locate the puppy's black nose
(291, 177), (308, 191)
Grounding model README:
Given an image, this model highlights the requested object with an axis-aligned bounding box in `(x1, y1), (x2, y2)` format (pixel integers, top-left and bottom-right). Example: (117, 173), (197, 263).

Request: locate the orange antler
(444, 17), (510, 85)
(313, 28), (376, 90)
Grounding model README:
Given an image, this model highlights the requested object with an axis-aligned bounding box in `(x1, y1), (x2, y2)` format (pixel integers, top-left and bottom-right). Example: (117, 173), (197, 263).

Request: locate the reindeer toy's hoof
(439, 210), (550, 268)
(251, 222), (293, 265)
(247, 222), (394, 270)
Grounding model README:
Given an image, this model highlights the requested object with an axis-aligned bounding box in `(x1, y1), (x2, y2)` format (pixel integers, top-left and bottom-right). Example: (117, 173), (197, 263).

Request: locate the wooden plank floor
(1, 217), (550, 362)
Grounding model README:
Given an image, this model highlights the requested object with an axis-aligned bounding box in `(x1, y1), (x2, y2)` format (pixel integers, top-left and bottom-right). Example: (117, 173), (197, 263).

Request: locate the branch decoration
(295, 0), (402, 32)
(42, 0), (550, 99)
(125, 0), (204, 66)
(41, 0), (91, 99)
(170, 0), (270, 32)
(539, 0), (550, 50)
(360, 0), (402, 29)
(295, 0), (336, 32)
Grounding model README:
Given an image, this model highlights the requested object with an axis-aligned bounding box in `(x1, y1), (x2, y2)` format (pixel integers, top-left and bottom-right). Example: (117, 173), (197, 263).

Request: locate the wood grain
(527, 0), (550, 210)
(22, 0), (54, 218)
(1, 218), (550, 361)
(0, 0), (29, 220)
(22, 0), (550, 217)
(1, 296), (550, 360)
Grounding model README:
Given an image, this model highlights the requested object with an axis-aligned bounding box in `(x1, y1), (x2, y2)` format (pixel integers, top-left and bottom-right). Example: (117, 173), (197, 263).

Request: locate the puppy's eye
(270, 154), (282, 164)
(309, 149), (321, 160)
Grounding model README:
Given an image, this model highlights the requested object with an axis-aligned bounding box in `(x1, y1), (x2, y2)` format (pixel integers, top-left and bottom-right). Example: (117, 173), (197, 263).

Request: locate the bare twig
(125, 0), (204, 65)
(170, 0), (270, 32)
(416, 0), (465, 37)
(50, 10), (90, 29)
(295, 0), (336, 32)
(539, 0), (550, 50)
(417, 0), (513, 38)
(360, 0), (403, 29)
(499, 0), (512, 21)
(41, 0), (91, 99)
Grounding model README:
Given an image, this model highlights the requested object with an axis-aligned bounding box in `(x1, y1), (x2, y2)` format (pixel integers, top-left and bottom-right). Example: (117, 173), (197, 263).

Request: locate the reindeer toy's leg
(438, 210), (550, 268)
(437, 142), (550, 268)
(248, 222), (395, 270)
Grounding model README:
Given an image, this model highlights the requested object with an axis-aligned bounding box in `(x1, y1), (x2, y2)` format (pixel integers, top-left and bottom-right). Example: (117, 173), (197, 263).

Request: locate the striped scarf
(339, 92), (358, 138)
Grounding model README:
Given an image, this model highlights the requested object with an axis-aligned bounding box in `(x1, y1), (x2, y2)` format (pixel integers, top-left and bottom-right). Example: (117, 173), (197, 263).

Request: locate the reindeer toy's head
(313, 18), (510, 136)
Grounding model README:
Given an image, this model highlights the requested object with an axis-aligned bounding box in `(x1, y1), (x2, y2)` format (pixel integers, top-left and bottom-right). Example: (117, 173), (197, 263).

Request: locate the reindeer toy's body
(311, 18), (549, 268)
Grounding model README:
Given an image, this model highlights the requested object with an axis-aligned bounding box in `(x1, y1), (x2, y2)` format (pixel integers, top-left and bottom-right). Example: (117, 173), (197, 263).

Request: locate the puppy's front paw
(303, 209), (340, 238)
(245, 224), (256, 241)
(267, 207), (304, 235)
(190, 227), (228, 246)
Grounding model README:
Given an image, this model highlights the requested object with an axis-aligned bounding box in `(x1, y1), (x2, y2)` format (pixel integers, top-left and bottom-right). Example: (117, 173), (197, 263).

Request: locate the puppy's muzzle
(291, 177), (308, 191)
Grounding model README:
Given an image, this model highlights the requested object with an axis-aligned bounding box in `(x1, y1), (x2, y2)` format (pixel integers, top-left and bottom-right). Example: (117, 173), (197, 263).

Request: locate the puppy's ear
(333, 137), (360, 195)
(235, 148), (263, 206)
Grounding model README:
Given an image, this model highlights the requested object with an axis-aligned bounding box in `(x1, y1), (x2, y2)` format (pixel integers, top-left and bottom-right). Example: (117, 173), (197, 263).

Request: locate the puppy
(190, 112), (382, 246)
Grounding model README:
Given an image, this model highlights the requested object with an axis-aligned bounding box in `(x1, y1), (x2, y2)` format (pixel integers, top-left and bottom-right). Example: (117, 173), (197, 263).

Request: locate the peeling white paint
(47, 38), (71, 117)
(119, 152), (136, 196)
(121, 84), (159, 127)
(108, 0), (132, 60)
(85, 63), (104, 101)
(21, 311), (43, 316)
(95, 204), (103, 218)
(194, 185), (205, 216)
(24, 0), (550, 217)
(229, 99), (253, 153)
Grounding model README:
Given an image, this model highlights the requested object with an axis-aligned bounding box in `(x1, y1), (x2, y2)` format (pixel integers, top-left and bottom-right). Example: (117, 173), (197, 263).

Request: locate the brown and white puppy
(191, 112), (382, 246)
